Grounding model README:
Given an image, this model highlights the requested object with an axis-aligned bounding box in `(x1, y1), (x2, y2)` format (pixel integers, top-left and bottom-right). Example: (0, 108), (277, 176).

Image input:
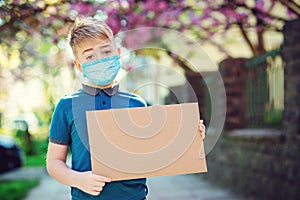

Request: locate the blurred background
(0, 0), (299, 199)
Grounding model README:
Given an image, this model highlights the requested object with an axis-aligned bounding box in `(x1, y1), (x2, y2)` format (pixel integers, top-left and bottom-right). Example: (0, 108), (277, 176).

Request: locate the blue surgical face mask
(81, 55), (121, 86)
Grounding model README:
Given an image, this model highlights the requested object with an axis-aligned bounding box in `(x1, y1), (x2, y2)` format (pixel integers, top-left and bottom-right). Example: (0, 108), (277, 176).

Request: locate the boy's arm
(46, 142), (111, 196)
(46, 142), (77, 186)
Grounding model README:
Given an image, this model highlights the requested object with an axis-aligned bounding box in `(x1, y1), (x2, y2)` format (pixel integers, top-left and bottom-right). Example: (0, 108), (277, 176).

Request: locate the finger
(90, 190), (100, 196)
(199, 120), (203, 124)
(93, 174), (111, 182)
(93, 186), (103, 192)
(94, 181), (105, 187)
(200, 124), (205, 130)
(198, 123), (204, 128)
(198, 125), (204, 131)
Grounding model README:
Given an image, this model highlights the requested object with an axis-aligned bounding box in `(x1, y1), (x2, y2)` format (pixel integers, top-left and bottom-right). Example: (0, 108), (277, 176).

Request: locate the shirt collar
(82, 82), (119, 96)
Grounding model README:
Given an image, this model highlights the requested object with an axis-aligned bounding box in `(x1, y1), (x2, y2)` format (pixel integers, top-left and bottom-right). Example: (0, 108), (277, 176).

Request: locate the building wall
(282, 19), (300, 140)
(202, 133), (300, 200)
(219, 58), (247, 130)
(201, 19), (300, 200)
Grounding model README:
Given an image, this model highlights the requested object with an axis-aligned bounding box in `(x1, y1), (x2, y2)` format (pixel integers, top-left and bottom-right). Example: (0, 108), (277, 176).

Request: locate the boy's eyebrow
(82, 48), (93, 55)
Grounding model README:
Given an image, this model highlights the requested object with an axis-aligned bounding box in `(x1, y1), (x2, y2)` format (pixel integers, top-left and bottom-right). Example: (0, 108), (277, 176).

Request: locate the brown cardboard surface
(86, 102), (207, 181)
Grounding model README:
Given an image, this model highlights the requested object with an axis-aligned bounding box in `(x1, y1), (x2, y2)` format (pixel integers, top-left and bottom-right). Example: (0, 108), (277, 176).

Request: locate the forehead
(76, 37), (115, 54)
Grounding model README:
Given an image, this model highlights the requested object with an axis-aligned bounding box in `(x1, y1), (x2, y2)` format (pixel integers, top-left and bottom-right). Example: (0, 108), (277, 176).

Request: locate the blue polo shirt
(49, 83), (148, 200)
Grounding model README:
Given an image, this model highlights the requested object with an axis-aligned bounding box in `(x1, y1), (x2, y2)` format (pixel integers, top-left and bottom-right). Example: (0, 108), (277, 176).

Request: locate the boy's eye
(86, 55), (95, 60)
(102, 50), (112, 55)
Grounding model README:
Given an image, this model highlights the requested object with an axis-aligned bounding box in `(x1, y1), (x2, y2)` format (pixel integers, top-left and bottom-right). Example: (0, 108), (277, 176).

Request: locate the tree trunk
(257, 31), (266, 55)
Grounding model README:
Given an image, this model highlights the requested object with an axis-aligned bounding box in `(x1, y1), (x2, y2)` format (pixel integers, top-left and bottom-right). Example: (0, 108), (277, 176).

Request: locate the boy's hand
(76, 171), (111, 196)
(198, 120), (206, 140)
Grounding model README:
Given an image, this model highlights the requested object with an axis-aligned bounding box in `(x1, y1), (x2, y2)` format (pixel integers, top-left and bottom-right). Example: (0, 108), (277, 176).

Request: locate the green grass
(23, 154), (46, 167)
(0, 179), (39, 200)
(23, 140), (48, 167)
(33, 140), (48, 152)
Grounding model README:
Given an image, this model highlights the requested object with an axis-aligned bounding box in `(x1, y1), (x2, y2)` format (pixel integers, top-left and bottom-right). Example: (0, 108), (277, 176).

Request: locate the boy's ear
(74, 60), (82, 72)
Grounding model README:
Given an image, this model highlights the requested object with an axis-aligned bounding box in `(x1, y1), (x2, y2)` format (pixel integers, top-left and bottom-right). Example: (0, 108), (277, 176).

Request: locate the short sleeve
(129, 95), (148, 108)
(49, 98), (71, 145)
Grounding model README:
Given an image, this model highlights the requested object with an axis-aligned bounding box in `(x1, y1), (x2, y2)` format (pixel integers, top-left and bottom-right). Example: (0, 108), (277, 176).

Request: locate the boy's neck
(86, 80), (117, 89)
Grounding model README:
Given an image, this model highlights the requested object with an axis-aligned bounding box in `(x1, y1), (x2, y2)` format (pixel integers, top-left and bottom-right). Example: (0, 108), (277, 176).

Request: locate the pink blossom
(157, 1), (167, 11)
(255, 0), (265, 12)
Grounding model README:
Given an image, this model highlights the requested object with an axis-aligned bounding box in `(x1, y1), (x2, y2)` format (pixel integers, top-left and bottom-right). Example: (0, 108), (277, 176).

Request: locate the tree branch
(281, 0), (300, 16)
(159, 41), (195, 72)
(237, 23), (256, 56)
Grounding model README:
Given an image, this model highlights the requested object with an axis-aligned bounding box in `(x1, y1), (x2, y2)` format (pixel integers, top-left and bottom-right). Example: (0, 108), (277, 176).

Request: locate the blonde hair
(68, 16), (114, 57)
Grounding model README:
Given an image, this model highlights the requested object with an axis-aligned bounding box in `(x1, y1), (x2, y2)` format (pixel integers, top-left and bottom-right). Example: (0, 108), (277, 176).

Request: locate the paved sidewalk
(0, 167), (46, 181)
(0, 167), (70, 199)
(0, 168), (243, 200)
(147, 174), (243, 200)
(24, 173), (71, 200)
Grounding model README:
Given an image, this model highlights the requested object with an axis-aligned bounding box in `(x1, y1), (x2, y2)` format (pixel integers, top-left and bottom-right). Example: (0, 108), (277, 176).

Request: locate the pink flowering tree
(1, 0), (299, 52)
(101, 0), (299, 56)
(0, 0), (299, 86)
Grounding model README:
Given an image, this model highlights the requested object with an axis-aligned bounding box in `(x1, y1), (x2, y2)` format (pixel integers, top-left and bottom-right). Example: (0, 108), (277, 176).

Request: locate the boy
(46, 17), (206, 200)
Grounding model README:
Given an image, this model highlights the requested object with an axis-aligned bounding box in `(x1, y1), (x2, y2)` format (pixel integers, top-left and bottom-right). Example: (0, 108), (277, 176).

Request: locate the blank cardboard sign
(86, 102), (207, 181)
